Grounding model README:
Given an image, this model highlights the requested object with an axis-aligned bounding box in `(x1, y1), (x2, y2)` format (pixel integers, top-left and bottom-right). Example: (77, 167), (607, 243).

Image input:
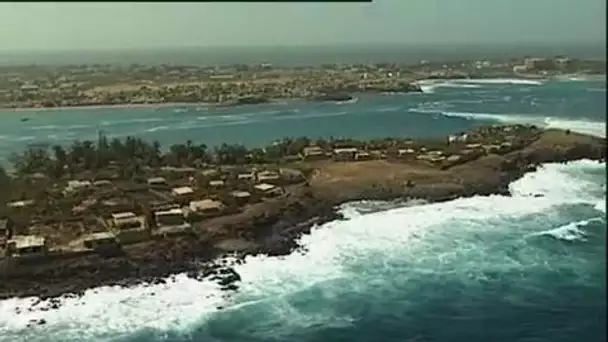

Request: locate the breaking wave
(417, 78), (544, 93)
(408, 108), (606, 138)
(0, 159), (604, 342)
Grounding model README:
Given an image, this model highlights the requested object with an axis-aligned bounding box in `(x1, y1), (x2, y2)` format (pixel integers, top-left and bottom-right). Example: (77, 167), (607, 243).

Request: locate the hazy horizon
(0, 1), (605, 53)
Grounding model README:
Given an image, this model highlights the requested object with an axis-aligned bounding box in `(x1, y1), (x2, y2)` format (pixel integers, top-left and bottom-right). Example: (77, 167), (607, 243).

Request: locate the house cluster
(0, 165), (305, 261)
(297, 124), (539, 168)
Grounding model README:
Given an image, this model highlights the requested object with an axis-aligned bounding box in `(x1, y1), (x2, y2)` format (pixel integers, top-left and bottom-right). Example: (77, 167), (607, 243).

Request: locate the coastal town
(0, 124), (542, 268)
(0, 56), (604, 108)
(0, 122), (605, 305)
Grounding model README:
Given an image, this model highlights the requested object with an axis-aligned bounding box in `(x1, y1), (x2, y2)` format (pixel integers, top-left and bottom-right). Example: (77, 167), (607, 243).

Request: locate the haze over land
(0, 0), (605, 52)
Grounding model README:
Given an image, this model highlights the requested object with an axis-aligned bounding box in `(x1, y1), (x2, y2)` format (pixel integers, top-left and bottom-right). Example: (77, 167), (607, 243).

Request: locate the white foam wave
(409, 108), (606, 138)
(594, 199), (605, 213)
(415, 80), (482, 93)
(455, 78), (545, 86)
(100, 118), (164, 126)
(0, 160), (604, 342)
(527, 217), (603, 241)
(335, 97), (359, 105)
(543, 117), (606, 138)
(417, 78), (543, 93)
(145, 126), (170, 133)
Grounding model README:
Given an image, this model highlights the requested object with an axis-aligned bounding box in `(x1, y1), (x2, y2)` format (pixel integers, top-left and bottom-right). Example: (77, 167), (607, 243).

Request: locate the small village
(0, 124), (542, 263)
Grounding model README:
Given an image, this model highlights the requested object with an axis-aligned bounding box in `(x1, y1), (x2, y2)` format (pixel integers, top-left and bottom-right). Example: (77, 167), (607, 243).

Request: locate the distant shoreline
(0, 102), (214, 113)
(0, 74), (604, 113)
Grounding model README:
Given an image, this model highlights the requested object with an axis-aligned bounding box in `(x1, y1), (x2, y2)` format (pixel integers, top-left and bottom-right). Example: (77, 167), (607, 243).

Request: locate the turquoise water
(0, 78), (605, 342)
(0, 78), (605, 163)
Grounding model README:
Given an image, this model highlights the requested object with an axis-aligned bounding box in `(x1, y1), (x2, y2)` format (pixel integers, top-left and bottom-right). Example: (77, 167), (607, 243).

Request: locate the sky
(0, 0), (605, 52)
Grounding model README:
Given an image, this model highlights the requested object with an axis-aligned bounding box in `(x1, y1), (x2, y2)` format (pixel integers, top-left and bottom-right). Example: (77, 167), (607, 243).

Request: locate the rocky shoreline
(0, 128), (605, 311)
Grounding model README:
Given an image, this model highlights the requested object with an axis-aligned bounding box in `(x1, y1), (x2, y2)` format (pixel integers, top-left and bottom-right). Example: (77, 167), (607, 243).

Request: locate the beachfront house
(110, 212), (149, 244)
(230, 190), (252, 205)
(397, 148), (416, 159)
(93, 180), (113, 188)
(189, 199), (225, 217)
(153, 208), (191, 236)
(7, 235), (48, 259)
(154, 208), (187, 227)
(171, 186), (194, 197)
(82, 232), (118, 251)
(256, 170), (281, 184)
(147, 177), (168, 186)
(7, 199), (35, 209)
(237, 172), (256, 183)
(64, 180), (92, 194)
(355, 151), (372, 161)
(209, 180), (225, 189)
(254, 183), (282, 197)
(301, 146), (326, 160)
(333, 148), (358, 161)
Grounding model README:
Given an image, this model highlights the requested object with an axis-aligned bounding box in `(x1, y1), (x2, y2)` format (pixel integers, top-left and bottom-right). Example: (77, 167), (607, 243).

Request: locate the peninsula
(0, 56), (604, 109)
(0, 124), (605, 309)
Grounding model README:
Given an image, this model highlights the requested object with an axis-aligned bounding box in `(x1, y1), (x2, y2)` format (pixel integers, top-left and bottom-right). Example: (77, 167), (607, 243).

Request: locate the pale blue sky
(0, 1), (604, 51)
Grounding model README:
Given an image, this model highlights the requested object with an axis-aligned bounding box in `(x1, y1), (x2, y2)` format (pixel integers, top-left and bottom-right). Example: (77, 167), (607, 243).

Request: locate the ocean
(0, 77), (606, 342)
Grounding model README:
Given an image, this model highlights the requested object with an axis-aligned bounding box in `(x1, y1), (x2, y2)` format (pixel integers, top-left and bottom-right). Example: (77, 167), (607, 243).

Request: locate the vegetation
(3, 131), (430, 184)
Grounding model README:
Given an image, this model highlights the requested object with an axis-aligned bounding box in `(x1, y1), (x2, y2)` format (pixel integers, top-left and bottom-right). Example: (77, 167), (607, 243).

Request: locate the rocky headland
(0, 127), (605, 309)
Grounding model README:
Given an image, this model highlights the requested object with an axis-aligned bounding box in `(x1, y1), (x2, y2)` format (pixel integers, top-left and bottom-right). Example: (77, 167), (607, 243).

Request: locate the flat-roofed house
(147, 177), (167, 186)
(301, 146), (326, 160)
(65, 180), (92, 193)
(171, 186), (194, 197)
(154, 208), (187, 226)
(7, 199), (35, 208)
(333, 148), (358, 161)
(110, 212), (149, 244)
(230, 190), (251, 205)
(355, 151), (372, 161)
(189, 199), (225, 216)
(256, 170), (281, 184)
(209, 180), (225, 188)
(93, 179), (113, 187)
(237, 172), (256, 182)
(153, 208), (191, 237)
(201, 169), (219, 178)
(397, 148), (416, 159)
(82, 232), (118, 251)
(482, 144), (501, 154)
(7, 235), (48, 259)
(254, 183), (282, 197)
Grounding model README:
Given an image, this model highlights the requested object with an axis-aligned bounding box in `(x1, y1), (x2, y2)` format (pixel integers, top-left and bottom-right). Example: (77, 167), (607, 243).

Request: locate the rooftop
(9, 235), (46, 249)
(190, 199), (224, 211)
(111, 212), (137, 220)
(155, 208), (184, 216)
(230, 190), (251, 198)
(7, 200), (35, 208)
(147, 177), (167, 184)
(254, 183), (277, 192)
(172, 186), (194, 196)
(82, 231), (116, 242)
(334, 148), (358, 153)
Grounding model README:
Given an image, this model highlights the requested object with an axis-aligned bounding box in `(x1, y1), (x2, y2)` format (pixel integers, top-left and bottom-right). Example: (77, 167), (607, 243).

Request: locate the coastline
(1, 74), (605, 113)
(0, 127), (604, 304)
